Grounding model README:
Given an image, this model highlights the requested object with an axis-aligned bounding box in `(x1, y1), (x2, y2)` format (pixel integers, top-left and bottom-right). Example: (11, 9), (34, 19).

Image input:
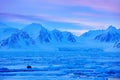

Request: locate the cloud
(36, 14), (111, 29)
(40, 0), (120, 14)
(0, 0), (119, 36)
(73, 0), (120, 14)
(0, 0), (120, 14)
(0, 13), (109, 29)
(0, 13), (47, 23)
(0, 12), (119, 36)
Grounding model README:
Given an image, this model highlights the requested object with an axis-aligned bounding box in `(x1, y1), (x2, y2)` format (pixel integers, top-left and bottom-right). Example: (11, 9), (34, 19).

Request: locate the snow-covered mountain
(23, 23), (76, 44)
(0, 23), (77, 49)
(95, 26), (120, 42)
(79, 30), (103, 41)
(0, 31), (35, 49)
(37, 29), (76, 43)
(62, 31), (76, 42)
(0, 22), (119, 52)
(0, 23), (19, 41)
(37, 27), (51, 43)
(22, 23), (46, 39)
(50, 29), (76, 43)
(23, 23), (52, 43)
(50, 29), (63, 42)
(79, 25), (120, 43)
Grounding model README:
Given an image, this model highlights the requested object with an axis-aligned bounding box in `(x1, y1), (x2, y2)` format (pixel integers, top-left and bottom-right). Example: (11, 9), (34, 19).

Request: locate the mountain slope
(79, 30), (103, 41)
(1, 23), (119, 51)
(23, 23), (76, 44)
(22, 23), (46, 39)
(50, 29), (76, 43)
(0, 23), (19, 41)
(37, 27), (51, 43)
(23, 23), (52, 43)
(50, 29), (63, 42)
(95, 26), (120, 42)
(79, 25), (120, 43)
(0, 31), (35, 49)
(62, 31), (76, 43)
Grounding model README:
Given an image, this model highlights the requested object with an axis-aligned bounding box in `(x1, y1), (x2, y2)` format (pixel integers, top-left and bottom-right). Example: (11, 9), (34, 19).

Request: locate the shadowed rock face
(114, 40), (120, 48)
(67, 32), (76, 42)
(52, 29), (63, 42)
(38, 28), (51, 43)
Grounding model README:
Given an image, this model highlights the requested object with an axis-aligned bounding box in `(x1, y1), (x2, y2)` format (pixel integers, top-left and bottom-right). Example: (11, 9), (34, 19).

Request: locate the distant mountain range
(0, 23), (76, 49)
(79, 25), (120, 42)
(0, 22), (120, 50)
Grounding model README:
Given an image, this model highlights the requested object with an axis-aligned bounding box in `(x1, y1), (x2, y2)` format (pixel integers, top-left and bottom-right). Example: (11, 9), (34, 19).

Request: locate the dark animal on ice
(27, 65), (32, 69)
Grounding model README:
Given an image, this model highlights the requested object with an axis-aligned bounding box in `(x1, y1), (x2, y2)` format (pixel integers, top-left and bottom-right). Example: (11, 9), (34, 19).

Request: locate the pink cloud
(74, 0), (120, 14)
(41, 0), (120, 14)
(73, 12), (120, 21)
(0, 0), (119, 14)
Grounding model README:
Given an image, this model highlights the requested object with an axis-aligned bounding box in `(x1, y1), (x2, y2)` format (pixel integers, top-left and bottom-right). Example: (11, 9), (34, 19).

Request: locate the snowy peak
(23, 23), (51, 43)
(52, 29), (61, 33)
(106, 25), (118, 34)
(25, 23), (44, 30)
(95, 26), (120, 42)
(23, 23), (47, 39)
(23, 23), (76, 43)
(107, 25), (117, 31)
(79, 25), (120, 43)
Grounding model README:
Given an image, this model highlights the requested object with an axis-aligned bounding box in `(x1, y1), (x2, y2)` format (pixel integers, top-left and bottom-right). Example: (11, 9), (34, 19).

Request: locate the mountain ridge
(95, 26), (120, 42)
(0, 23), (77, 49)
(0, 22), (119, 50)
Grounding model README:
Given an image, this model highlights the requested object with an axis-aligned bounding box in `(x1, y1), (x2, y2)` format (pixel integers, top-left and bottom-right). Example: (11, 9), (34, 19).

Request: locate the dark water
(0, 51), (120, 80)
